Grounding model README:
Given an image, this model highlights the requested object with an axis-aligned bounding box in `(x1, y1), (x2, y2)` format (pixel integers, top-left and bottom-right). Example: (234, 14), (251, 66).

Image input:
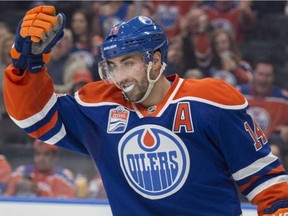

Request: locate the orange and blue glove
(263, 200), (288, 216)
(10, 5), (66, 73)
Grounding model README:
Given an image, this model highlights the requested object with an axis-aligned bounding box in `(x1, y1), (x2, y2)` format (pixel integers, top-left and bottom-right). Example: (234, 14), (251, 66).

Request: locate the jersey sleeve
(213, 102), (288, 215)
(4, 64), (89, 154)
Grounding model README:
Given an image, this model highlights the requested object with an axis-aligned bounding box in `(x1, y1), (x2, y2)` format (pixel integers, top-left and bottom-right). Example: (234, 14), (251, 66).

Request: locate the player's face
(34, 148), (57, 172)
(52, 29), (72, 59)
(71, 12), (88, 36)
(215, 32), (230, 53)
(253, 63), (274, 94)
(106, 52), (149, 102)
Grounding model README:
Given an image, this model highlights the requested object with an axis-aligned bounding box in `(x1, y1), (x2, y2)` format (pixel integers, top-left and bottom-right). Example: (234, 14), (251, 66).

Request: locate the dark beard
(122, 78), (149, 102)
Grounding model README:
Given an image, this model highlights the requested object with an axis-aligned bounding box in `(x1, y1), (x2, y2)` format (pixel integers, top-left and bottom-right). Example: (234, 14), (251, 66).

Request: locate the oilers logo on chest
(118, 124), (190, 199)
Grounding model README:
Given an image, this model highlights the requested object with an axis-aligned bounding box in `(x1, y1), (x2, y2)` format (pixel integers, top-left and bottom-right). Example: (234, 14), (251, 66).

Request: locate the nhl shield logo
(107, 106), (129, 133)
(118, 124), (190, 199)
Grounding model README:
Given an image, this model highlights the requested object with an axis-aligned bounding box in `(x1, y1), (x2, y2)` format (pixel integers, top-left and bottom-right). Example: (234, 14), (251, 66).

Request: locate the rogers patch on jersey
(118, 124), (190, 200)
(107, 106), (130, 133)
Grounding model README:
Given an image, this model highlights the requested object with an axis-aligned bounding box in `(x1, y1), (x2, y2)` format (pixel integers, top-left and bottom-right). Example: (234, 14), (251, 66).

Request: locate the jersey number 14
(244, 120), (268, 151)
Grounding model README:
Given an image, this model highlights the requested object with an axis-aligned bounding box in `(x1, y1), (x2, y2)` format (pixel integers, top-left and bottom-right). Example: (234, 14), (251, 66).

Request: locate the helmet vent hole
(152, 34), (163, 41)
(123, 38), (147, 48)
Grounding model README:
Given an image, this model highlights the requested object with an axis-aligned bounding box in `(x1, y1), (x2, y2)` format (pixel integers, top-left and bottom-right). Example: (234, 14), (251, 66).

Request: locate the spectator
(70, 9), (93, 52)
(91, 1), (135, 38)
(69, 50), (98, 81)
(70, 9), (102, 80)
(140, 2), (155, 19)
(182, 8), (213, 76)
(164, 36), (185, 77)
(88, 173), (107, 199)
(74, 173), (88, 198)
(0, 32), (14, 117)
(6, 140), (75, 198)
(46, 28), (93, 94)
(90, 35), (103, 70)
(89, 34), (103, 81)
(268, 134), (287, 169)
(209, 29), (253, 86)
(239, 58), (288, 142)
(153, 0), (198, 40)
(202, 0), (254, 43)
(46, 28), (73, 88)
(0, 22), (9, 38)
(55, 54), (90, 94)
(184, 69), (205, 79)
(71, 69), (93, 94)
(0, 154), (12, 195)
(13, 175), (37, 197)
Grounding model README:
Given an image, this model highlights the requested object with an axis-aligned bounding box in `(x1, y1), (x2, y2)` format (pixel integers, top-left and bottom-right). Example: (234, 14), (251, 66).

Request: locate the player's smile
(120, 77), (149, 102)
(121, 82), (136, 93)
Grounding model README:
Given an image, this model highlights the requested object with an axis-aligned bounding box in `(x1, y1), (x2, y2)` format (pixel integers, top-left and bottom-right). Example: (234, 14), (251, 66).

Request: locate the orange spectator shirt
(6, 164), (75, 198)
(153, 1), (195, 39)
(203, 5), (253, 42)
(239, 84), (288, 136)
(0, 155), (12, 194)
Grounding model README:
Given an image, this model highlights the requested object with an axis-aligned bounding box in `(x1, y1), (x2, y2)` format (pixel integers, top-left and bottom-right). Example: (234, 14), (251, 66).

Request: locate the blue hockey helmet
(100, 16), (169, 64)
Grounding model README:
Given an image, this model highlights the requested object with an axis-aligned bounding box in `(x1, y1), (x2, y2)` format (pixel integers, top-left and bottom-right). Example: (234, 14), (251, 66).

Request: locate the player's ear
(152, 51), (161, 70)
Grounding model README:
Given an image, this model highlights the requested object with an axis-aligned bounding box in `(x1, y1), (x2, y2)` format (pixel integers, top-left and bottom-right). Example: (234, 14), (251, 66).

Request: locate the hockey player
(4, 5), (288, 215)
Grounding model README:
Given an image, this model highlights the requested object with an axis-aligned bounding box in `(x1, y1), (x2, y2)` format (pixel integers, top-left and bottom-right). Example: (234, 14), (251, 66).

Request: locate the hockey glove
(10, 5), (66, 73)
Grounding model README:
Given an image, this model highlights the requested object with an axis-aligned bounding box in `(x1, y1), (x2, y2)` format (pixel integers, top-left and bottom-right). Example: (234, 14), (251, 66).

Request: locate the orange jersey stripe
(251, 182), (288, 215)
(239, 165), (285, 192)
(28, 111), (59, 138)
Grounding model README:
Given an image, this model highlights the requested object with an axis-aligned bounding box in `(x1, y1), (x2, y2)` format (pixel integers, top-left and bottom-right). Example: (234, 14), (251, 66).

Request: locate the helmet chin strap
(135, 61), (167, 104)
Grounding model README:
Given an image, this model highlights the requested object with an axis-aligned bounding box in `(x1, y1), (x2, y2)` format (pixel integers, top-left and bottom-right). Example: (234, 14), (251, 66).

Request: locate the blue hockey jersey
(4, 65), (288, 215)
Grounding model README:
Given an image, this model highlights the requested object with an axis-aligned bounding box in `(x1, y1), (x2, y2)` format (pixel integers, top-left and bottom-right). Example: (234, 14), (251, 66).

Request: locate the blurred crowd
(0, 0), (288, 201)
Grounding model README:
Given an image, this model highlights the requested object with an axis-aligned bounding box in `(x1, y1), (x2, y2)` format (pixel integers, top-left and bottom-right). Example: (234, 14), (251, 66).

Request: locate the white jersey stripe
(246, 175), (288, 201)
(156, 78), (184, 117)
(74, 91), (135, 110)
(133, 78), (185, 118)
(44, 124), (66, 145)
(10, 93), (58, 129)
(232, 152), (278, 181)
(170, 96), (249, 110)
